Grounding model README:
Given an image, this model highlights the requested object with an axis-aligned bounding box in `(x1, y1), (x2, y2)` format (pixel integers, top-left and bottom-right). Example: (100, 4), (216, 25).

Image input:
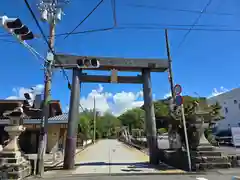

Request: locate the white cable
(21, 42), (46, 69)
(23, 41), (48, 63)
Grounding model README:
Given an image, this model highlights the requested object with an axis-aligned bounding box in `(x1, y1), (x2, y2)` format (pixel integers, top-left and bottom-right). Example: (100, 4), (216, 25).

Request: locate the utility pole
(36, 21), (55, 177)
(93, 96), (96, 144)
(165, 29), (176, 150)
(165, 29), (175, 99)
(36, 0), (67, 176)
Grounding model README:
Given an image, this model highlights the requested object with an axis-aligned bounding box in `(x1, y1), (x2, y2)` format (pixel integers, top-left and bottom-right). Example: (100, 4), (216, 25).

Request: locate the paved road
(43, 139), (185, 177)
(72, 139), (184, 174)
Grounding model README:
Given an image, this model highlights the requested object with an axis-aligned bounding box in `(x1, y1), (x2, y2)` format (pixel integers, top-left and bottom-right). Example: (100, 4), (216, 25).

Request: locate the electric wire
(57, 0), (118, 39)
(63, 0), (104, 39)
(126, 3), (233, 16)
(0, 33), (11, 37)
(24, 0), (71, 87)
(122, 23), (228, 28)
(176, 0), (213, 50)
(111, 0), (117, 27)
(0, 38), (19, 44)
(52, 25), (240, 38)
(24, 0), (89, 113)
(24, 42), (48, 63)
(23, 42), (46, 68)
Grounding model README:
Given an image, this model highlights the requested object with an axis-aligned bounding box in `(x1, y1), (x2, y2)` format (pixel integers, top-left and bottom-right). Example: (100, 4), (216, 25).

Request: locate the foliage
(157, 128), (167, 135)
(77, 95), (223, 148)
(97, 112), (121, 138)
(78, 110), (95, 139)
(173, 97), (223, 149)
(118, 95), (223, 149)
(78, 110), (121, 140)
(205, 128), (219, 146)
(154, 101), (169, 117)
(118, 108), (145, 133)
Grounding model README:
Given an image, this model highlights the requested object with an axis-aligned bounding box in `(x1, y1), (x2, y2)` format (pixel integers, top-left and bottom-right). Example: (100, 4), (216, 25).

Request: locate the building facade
(0, 100), (68, 154)
(207, 88), (240, 132)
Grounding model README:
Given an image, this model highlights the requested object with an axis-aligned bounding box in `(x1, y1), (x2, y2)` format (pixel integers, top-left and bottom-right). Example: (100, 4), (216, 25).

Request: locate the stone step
(196, 162), (231, 170)
(197, 145), (216, 151)
(194, 156), (229, 163)
(196, 151), (222, 156)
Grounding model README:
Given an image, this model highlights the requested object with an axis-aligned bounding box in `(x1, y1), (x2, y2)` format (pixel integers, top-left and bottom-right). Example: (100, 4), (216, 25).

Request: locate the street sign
(174, 84), (182, 95)
(175, 95), (183, 106)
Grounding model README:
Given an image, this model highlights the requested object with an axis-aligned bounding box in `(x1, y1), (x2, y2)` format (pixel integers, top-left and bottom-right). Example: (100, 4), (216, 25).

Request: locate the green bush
(158, 128), (167, 135)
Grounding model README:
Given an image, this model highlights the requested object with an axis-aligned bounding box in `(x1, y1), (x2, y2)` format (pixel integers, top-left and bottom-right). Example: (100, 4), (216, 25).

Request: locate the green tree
(78, 110), (93, 139)
(118, 108), (145, 133)
(154, 101), (170, 118)
(97, 112), (121, 138)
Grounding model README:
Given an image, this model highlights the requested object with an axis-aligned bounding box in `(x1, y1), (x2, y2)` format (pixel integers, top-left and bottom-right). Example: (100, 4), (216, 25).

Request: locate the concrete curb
(29, 171), (208, 179)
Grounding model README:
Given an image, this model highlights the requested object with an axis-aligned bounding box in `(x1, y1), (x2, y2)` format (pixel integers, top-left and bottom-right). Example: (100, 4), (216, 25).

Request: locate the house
(0, 99), (68, 154)
(207, 88), (240, 134)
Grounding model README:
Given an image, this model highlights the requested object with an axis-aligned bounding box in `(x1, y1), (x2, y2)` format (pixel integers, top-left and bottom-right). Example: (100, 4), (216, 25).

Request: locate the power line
(111, 0), (117, 27)
(23, 42), (47, 68)
(24, 0), (91, 119)
(176, 0), (213, 50)
(0, 39), (19, 44)
(63, 0), (104, 39)
(126, 3), (233, 16)
(52, 25), (240, 38)
(122, 23), (228, 28)
(24, 0), (71, 87)
(0, 33), (11, 37)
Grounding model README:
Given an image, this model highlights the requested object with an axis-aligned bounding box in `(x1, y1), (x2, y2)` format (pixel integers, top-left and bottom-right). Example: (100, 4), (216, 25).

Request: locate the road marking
(196, 177), (208, 180)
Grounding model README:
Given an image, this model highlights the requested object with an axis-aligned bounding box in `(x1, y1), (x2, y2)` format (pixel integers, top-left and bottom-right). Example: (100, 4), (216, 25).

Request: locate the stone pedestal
(193, 111), (215, 151)
(0, 112), (31, 179)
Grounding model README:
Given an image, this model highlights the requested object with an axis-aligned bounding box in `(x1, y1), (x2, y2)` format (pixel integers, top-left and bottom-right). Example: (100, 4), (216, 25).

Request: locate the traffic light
(0, 15), (34, 41)
(76, 58), (100, 68)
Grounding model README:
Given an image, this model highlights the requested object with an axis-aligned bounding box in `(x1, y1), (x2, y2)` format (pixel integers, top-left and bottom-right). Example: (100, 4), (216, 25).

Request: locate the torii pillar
(142, 68), (158, 165)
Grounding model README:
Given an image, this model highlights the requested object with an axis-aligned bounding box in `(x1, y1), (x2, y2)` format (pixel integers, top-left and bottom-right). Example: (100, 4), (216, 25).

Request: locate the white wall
(207, 88), (240, 132)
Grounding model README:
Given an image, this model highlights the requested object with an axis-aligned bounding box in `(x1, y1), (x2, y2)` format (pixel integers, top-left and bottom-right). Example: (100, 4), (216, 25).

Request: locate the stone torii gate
(53, 54), (169, 169)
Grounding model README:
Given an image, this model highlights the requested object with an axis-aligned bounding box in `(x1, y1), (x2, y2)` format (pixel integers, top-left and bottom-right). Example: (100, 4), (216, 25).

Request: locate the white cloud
(64, 84), (144, 116)
(78, 84), (144, 116)
(111, 90), (144, 116)
(163, 92), (172, 99)
(6, 84), (44, 100)
(7, 84), (145, 116)
(209, 86), (229, 98)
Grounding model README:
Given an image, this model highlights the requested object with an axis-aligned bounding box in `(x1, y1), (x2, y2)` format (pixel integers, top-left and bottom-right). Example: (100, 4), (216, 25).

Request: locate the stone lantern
(0, 102), (31, 180)
(194, 109), (214, 149)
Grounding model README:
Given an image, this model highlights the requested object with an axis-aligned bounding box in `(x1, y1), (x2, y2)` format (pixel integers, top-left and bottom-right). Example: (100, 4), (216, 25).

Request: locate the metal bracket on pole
(47, 52), (54, 62)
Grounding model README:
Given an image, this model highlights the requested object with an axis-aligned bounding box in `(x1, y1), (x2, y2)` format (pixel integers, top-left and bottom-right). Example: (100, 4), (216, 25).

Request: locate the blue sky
(0, 0), (240, 114)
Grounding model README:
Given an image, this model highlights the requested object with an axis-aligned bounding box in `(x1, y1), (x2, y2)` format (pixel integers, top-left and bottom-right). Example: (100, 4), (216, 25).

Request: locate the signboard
(174, 84), (182, 95)
(231, 127), (240, 146)
(175, 95), (183, 106)
(111, 69), (118, 83)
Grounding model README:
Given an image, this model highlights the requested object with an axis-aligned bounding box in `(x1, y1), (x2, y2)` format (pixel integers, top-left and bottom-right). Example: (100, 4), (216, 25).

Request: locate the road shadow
(45, 161), (177, 172)
(74, 161), (176, 170)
